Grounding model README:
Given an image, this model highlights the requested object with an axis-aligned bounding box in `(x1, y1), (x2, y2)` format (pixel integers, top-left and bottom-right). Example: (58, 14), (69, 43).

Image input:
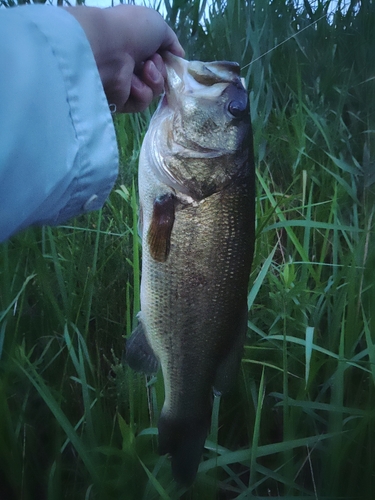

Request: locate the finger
(122, 57), (165, 113)
(142, 59), (165, 96)
(123, 74), (154, 113)
(103, 63), (133, 112)
(113, 6), (183, 62)
(134, 53), (165, 81)
(159, 25), (185, 58)
(148, 53), (167, 82)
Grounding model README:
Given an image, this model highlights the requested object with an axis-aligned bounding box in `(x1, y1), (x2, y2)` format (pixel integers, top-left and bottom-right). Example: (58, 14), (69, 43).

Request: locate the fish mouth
(161, 53), (247, 108)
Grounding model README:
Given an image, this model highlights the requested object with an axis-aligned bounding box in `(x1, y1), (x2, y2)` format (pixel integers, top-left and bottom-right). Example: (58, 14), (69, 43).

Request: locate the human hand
(64, 5), (184, 113)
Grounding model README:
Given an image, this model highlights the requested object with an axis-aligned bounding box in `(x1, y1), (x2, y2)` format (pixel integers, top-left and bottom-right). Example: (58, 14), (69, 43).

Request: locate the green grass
(1, 0), (375, 498)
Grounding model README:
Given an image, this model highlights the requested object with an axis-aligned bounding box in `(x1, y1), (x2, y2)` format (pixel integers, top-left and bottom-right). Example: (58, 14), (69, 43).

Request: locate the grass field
(1, 0), (375, 498)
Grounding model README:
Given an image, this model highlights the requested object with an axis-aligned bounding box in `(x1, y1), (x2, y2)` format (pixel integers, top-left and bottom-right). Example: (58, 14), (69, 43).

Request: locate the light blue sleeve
(0, 5), (119, 242)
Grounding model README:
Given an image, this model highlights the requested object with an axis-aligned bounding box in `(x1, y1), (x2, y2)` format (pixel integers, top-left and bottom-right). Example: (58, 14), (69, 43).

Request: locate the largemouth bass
(126, 53), (255, 485)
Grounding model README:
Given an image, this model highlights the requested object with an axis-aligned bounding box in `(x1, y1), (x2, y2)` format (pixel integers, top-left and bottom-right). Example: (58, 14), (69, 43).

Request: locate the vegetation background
(1, 0), (374, 498)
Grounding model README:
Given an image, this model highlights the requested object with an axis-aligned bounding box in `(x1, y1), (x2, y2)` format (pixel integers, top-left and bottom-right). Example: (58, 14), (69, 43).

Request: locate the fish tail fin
(158, 413), (210, 485)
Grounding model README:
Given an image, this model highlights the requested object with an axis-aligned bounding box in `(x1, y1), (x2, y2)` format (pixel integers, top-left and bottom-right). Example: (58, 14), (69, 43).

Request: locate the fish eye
(228, 100), (247, 118)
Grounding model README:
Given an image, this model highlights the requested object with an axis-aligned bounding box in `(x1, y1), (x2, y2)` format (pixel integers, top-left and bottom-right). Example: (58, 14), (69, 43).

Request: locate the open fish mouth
(161, 53), (248, 114)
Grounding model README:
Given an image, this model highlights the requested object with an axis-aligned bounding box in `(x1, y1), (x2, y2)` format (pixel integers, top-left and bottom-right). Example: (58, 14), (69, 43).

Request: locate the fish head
(148, 53), (252, 199)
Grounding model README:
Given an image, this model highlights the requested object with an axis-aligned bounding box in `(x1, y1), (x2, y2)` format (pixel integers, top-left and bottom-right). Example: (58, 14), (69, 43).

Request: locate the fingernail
(131, 76), (145, 91)
(148, 61), (159, 83)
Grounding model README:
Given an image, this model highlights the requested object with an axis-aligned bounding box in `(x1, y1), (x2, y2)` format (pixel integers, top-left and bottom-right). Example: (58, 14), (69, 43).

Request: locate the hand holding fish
(64, 5), (184, 113)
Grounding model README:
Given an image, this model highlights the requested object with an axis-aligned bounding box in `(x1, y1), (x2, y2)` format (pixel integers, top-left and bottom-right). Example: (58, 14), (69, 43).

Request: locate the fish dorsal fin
(147, 193), (175, 262)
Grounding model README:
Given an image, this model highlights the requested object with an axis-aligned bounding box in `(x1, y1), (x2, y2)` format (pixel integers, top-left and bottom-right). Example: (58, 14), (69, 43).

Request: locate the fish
(125, 53), (255, 485)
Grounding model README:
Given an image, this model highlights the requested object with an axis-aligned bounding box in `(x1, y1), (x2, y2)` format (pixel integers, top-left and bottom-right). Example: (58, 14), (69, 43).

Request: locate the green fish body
(126, 54), (255, 485)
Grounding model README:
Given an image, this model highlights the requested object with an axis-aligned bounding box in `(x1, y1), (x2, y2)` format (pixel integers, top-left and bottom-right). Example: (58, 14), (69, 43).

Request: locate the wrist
(62, 7), (106, 57)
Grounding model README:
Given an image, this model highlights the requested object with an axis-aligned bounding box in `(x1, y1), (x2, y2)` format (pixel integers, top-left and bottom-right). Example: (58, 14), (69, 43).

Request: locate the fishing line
(242, 13), (327, 69)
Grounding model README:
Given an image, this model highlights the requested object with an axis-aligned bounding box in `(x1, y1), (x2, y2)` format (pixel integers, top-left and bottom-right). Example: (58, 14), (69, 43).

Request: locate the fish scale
(144, 184), (252, 398)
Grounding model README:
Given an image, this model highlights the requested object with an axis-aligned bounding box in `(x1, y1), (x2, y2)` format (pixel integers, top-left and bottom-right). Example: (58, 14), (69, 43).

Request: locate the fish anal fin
(213, 307), (248, 396)
(124, 321), (159, 375)
(158, 413), (210, 486)
(147, 193), (175, 263)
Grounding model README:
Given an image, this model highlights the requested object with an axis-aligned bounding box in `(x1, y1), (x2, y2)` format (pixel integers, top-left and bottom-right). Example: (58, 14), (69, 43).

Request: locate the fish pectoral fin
(147, 193), (175, 263)
(213, 307), (248, 395)
(124, 321), (159, 375)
